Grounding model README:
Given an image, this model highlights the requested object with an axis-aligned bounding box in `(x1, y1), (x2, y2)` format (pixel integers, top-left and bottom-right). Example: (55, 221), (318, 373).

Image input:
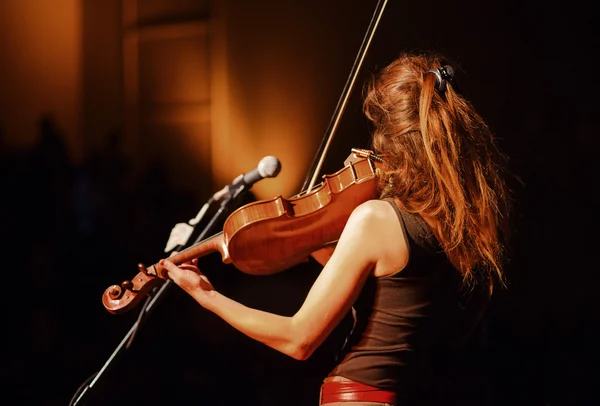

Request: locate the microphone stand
(70, 184), (248, 406)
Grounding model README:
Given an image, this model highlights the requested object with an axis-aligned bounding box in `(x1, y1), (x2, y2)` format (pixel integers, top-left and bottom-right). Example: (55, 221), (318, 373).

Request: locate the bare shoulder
(346, 199), (409, 277)
(348, 199), (398, 225)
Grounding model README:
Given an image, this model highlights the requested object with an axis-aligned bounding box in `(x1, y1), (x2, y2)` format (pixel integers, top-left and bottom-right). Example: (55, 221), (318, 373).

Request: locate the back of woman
(329, 203), (493, 405)
(321, 52), (511, 405)
(160, 51), (512, 406)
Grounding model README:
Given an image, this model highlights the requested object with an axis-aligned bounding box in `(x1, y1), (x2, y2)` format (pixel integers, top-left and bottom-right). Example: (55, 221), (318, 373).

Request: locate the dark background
(1, 1), (597, 405)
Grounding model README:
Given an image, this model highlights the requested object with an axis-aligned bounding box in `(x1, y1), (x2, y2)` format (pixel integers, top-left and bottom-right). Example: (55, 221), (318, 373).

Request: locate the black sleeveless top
(328, 200), (490, 404)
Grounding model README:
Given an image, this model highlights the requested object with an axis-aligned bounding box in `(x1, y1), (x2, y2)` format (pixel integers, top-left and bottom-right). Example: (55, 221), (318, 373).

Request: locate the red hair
(364, 52), (512, 291)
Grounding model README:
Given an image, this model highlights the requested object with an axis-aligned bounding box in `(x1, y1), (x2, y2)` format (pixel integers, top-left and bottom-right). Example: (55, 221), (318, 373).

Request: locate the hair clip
(426, 65), (455, 93)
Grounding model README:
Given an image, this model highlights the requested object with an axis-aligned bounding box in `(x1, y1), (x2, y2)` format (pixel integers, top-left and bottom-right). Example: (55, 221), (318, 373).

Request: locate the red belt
(320, 377), (396, 404)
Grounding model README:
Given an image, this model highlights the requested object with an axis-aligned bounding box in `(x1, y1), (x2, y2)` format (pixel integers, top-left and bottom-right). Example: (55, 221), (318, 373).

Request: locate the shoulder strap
(383, 198), (440, 254)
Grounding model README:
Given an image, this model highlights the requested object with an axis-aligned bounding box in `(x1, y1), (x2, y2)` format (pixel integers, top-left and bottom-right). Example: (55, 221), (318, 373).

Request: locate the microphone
(164, 156), (281, 252)
(211, 155), (282, 202)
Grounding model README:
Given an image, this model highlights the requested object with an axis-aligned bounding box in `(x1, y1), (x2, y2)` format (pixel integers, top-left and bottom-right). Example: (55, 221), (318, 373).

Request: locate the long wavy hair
(364, 52), (512, 291)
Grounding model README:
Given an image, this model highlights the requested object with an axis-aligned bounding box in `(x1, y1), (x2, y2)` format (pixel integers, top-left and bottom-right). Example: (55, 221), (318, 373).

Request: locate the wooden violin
(102, 149), (388, 314)
(102, 0), (390, 315)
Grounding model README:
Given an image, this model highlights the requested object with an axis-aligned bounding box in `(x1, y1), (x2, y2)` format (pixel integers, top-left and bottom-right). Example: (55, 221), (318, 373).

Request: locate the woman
(158, 52), (512, 405)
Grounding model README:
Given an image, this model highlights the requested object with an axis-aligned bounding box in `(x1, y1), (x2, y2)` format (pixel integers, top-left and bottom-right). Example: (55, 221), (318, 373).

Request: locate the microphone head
(257, 156), (282, 178)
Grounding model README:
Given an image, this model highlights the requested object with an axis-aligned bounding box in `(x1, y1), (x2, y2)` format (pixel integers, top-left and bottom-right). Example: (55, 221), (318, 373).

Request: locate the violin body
(225, 155), (383, 274)
(102, 150), (386, 314)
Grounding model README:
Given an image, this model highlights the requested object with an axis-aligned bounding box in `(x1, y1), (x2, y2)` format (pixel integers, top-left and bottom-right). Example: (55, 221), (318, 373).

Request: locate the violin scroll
(102, 263), (165, 314)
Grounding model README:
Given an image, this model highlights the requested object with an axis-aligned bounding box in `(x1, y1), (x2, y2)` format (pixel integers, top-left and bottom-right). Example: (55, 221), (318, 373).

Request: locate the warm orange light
(0, 0), (82, 160)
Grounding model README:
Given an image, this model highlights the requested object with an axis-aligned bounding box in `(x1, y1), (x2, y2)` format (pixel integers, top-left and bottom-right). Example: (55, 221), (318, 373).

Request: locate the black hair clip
(426, 65), (455, 93)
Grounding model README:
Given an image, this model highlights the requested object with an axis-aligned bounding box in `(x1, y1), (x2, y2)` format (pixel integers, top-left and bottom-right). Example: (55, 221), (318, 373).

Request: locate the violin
(101, 149), (387, 314)
(102, 0), (390, 315)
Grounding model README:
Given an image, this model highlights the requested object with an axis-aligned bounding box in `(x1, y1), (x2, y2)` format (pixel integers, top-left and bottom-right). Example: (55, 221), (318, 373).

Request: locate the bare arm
(310, 243), (336, 266)
(162, 199), (408, 360)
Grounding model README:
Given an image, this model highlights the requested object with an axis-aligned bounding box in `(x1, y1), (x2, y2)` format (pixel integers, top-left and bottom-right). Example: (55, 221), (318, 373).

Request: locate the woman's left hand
(160, 255), (215, 296)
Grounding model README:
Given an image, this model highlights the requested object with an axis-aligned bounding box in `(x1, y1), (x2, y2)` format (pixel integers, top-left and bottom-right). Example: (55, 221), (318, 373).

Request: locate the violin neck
(170, 232), (225, 265)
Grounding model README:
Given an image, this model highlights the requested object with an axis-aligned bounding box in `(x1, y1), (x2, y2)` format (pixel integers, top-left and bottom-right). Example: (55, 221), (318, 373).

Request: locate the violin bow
(300, 0), (389, 194)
